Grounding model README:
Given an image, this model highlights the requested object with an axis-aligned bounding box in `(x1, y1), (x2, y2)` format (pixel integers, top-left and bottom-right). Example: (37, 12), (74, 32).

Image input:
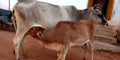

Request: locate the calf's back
(42, 20), (94, 44)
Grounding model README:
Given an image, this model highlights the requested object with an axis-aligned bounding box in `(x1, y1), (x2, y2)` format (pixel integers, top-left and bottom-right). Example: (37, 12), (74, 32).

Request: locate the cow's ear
(93, 4), (103, 14)
(94, 9), (102, 14)
(93, 4), (103, 10)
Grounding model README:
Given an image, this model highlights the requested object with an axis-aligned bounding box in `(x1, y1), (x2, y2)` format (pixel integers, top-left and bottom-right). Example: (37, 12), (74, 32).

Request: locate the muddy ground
(0, 30), (120, 60)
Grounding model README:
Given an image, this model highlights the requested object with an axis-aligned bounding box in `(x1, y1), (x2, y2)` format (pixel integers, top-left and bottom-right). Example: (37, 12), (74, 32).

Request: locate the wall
(110, 0), (120, 26)
(0, 0), (88, 10)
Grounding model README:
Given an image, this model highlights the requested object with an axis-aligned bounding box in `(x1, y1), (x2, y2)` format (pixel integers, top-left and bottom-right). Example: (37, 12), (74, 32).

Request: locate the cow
(12, 0), (108, 60)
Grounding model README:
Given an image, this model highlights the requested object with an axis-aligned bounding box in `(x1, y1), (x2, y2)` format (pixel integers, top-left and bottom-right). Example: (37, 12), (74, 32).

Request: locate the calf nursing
(12, 1), (108, 60)
(35, 20), (94, 60)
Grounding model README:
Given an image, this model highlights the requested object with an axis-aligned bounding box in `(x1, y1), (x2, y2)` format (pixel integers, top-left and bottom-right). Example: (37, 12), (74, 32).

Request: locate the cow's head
(89, 4), (108, 26)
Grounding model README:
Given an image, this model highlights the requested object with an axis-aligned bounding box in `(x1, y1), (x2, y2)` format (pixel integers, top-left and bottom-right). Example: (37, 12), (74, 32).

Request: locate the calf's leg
(83, 43), (89, 60)
(57, 45), (69, 60)
(88, 42), (93, 60)
(83, 42), (93, 60)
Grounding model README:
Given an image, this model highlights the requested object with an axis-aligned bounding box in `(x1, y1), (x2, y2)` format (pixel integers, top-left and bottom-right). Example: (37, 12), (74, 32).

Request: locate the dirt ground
(0, 30), (120, 60)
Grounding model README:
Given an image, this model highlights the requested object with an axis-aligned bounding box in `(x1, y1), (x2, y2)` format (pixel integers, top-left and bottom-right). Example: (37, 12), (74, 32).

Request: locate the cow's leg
(57, 44), (69, 60)
(13, 29), (28, 60)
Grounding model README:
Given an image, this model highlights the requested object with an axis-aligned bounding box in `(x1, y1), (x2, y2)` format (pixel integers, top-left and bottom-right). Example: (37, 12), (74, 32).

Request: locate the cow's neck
(74, 9), (90, 21)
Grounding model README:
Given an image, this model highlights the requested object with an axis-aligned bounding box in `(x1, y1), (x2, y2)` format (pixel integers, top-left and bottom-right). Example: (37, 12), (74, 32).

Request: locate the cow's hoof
(17, 58), (20, 60)
(23, 53), (28, 59)
(83, 57), (86, 60)
(18, 58), (20, 60)
(13, 50), (15, 55)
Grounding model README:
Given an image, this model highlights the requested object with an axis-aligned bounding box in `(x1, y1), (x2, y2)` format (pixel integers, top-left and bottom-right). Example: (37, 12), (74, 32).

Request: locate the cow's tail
(11, 8), (17, 32)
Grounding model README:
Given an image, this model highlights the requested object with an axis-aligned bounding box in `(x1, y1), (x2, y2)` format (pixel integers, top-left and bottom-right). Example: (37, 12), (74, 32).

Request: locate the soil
(0, 30), (120, 60)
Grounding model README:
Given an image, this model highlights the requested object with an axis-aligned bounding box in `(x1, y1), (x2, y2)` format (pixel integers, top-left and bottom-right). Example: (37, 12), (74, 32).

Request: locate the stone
(94, 34), (117, 44)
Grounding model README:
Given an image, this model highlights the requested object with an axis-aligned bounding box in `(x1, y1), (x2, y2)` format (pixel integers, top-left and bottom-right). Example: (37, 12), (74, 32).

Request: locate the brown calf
(34, 20), (94, 60)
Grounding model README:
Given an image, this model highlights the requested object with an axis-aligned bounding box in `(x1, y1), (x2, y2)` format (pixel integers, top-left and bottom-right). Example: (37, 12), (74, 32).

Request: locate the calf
(35, 20), (94, 60)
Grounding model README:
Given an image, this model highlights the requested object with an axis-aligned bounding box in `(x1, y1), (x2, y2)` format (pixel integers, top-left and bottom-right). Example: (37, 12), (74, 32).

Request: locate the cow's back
(14, 0), (79, 29)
